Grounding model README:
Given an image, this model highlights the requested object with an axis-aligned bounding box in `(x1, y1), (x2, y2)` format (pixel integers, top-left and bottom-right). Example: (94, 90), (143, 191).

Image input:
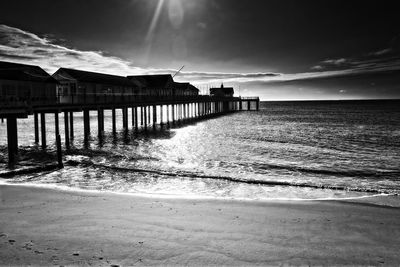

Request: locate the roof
(210, 87), (234, 94)
(54, 68), (135, 87)
(173, 82), (190, 90)
(127, 74), (173, 88)
(0, 61), (58, 83)
(173, 82), (199, 92)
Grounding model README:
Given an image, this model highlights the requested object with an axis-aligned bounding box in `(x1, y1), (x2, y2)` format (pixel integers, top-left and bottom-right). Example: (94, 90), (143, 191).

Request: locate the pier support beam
(144, 106), (147, 131)
(153, 105), (157, 130)
(83, 109), (90, 143)
(160, 105), (164, 127)
(54, 112), (63, 168)
(122, 107), (128, 130)
(256, 101), (259, 111)
(166, 105), (170, 126)
(64, 111), (70, 149)
(98, 109), (104, 138)
(34, 112), (39, 144)
(69, 112), (74, 141)
(7, 116), (18, 168)
(147, 106), (151, 126)
(140, 107), (144, 126)
(172, 104), (175, 124)
(131, 107), (135, 126)
(40, 113), (46, 149)
(112, 108), (116, 135)
(248, 101), (251, 111)
(134, 107), (138, 131)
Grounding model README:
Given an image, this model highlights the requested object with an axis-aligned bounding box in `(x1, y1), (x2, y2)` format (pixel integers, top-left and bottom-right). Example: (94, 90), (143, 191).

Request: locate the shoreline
(1, 179), (399, 207)
(1, 184), (400, 266)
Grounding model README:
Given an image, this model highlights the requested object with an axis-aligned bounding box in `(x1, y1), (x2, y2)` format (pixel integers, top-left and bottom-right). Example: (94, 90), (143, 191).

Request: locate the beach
(1, 184), (399, 266)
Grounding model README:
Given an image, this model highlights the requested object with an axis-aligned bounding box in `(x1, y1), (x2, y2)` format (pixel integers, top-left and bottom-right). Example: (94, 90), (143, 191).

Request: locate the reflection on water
(1, 100), (400, 201)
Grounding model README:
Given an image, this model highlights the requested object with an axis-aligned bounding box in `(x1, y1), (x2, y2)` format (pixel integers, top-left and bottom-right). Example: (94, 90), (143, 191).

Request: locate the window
(70, 83), (76, 95)
(3, 84), (16, 95)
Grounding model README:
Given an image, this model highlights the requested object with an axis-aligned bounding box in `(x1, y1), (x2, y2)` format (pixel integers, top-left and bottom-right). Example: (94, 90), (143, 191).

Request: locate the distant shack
(210, 84), (234, 97)
(127, 74), (199, 98)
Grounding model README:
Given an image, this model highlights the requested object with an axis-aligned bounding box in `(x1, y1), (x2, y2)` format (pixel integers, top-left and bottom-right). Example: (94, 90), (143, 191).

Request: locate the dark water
(1, 100), (399, 201)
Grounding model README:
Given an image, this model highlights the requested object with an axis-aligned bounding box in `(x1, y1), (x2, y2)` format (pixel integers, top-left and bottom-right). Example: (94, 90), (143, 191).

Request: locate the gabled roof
(0, 61), (58, 83)
(53, 68), (135, 87)
(127, 74), (173, 88)
(173, 82), (199, 92)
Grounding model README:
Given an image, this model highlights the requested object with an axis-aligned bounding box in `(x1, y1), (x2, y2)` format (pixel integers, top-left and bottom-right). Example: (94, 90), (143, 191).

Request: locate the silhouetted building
(52, 68), (140, 104)
(127, 74), (199, 97)
(0, 61), (58, 107)
(172, 82), (199, 96)
(128, 74), (174, 97)
(210, 84), (234, 97)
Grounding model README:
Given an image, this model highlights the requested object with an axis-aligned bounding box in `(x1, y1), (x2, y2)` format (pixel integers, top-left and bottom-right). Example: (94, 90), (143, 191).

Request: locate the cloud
(310, 47), (400, 79)
(322, 58), (347, 65)
(368, 48), (393, 56)
(0, 24), (281, 85)
(311, 65), (324, 71)
(1, 24), (400, 92)
(0, 24), (145, 75)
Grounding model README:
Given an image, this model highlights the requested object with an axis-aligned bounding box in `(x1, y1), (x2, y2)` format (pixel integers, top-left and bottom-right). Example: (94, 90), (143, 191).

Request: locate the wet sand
(1, 184), (400, 266)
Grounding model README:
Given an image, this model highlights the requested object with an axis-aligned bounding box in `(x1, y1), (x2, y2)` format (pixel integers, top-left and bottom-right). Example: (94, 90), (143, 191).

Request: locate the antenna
(172, 65), (185, 78)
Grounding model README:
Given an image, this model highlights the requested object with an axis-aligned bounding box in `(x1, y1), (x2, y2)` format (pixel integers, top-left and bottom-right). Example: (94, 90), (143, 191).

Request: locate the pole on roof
(172, 65), (185, 78)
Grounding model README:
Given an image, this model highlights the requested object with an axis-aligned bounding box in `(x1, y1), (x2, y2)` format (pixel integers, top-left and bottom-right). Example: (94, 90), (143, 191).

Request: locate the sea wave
(63, 159), (399, 195)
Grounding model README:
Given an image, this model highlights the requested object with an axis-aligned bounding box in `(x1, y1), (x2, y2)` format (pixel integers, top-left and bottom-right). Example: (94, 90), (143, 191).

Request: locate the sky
(0, 0), (399, 100)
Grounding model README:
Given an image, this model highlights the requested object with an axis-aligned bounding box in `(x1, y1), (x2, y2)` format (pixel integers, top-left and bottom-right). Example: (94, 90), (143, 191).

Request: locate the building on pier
(127, 74), (173, 98)
(52, 68), (140, 104)
(173, 82), (199, 96)
(127, 74), (199, 98)
(0, 61), (58, 108)
(210, 84), (234, 97)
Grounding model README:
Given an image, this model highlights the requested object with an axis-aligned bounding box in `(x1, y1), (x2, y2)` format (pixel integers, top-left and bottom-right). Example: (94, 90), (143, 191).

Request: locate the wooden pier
(0, 61), (260, 169)
(1, 95), (260, 168)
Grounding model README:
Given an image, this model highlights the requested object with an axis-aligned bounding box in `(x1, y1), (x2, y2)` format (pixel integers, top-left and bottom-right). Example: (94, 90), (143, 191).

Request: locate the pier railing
(0, 94), (255, 114)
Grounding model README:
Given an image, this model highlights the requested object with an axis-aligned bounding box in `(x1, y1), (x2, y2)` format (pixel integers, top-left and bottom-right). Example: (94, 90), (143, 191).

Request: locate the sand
(1, 184), (400, 266)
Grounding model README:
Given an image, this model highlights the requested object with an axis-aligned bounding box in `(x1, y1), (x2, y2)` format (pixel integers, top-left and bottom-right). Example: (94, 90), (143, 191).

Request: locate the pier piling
(153, 105), (157, 130)
(144, 106), (147, 131)
(97, 109), (104, 138)
(131, 107), (135, 127)
(34, 112), (39, 143)
(83, 109), (90, 143)
(40, 113), (46, 149)
(64, 111), (70, 149)
(69, 112), (74, 140)
(6, 116), (17, 168)
(134, 107), (138, 131)
(54, 112), (63, 168)
(122, 107), (128, 130)
(140, 107), (144, 126)
(112, 108), (116, 135)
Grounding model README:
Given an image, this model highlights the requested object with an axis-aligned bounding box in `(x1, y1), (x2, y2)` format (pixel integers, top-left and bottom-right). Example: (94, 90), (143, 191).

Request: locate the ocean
(1, 100), (399, 201)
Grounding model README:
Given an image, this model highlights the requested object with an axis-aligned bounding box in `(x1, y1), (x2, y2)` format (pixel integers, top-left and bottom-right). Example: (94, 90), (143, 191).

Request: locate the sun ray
(145, 0), (165, 43)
